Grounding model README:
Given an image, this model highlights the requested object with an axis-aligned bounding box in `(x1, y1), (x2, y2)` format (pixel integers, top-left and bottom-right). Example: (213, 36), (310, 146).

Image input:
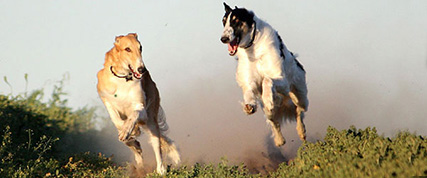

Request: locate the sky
(1, 0), (427, 166)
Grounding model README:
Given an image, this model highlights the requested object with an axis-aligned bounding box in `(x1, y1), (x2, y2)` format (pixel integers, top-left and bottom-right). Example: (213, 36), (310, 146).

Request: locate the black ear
(223, 2), (232, 13)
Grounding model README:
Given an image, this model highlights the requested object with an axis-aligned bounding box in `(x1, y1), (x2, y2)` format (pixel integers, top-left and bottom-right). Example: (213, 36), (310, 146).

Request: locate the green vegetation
(1, 79), (426, 177)
(271, 126), (427, 178)
(0, 80), (126, 177)
(150, 127), (426, 178)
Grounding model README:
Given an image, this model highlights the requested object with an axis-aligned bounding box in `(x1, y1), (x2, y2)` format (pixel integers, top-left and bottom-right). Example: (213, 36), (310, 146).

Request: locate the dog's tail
(157, 106), (181, 164)
(277, 94), (298, 122)
(157, 106), (169, 132)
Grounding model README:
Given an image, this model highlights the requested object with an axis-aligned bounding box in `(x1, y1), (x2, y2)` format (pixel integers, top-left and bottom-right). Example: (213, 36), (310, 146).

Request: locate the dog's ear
(223, 2), (232, 13)
(114, 35), (124, 50)
(115, 35), (124, 43)
(128, 33), (138, 39)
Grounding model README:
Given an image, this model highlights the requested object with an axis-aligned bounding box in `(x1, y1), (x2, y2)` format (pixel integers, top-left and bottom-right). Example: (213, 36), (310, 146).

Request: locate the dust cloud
(84, 52), (427, 174)
(84, 67), (427, 174)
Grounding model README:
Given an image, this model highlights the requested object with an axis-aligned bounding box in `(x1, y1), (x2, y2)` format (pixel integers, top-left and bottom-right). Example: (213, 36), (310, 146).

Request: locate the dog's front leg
(103, 100), (126, 130)
(119, 103), (147, 141)
(236, 55), (259, 114)
(103, 100), (137, 142)
(241, 81), (258, 115)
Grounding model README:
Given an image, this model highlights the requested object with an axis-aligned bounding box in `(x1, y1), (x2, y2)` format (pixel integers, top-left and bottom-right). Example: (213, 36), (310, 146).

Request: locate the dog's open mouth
(228, 37), (239, 56)
(128, 65), (143, 79)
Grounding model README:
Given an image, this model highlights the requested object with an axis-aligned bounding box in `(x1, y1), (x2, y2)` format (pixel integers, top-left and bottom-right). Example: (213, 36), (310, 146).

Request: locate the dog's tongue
(228, 44), (238, 52)
(228, 38), (239, 55)
(134, 72), (141, 79)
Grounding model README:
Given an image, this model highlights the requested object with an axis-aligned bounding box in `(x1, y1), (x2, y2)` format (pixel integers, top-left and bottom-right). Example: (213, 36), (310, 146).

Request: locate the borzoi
(97, 33), (180, 174)
(220, 3), (309, 147)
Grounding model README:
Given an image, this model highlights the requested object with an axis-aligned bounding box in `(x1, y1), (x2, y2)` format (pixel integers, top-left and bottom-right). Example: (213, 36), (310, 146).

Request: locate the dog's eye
(232, 16), (240, 24)
(125, 47), (131, 52)
(139, 45), (142, 52)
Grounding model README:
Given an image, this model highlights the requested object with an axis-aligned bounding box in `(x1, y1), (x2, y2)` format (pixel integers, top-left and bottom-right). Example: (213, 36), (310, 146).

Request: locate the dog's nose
(220, 36), (230, 43)
(138, 66), (146, 74)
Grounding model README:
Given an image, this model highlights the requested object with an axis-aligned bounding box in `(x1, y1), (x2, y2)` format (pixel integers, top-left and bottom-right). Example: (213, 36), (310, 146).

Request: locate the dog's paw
(243, 104), (257, 115)
(118, 120), (136, 141)
(274, 136), (286, 147)
(300, 134), (306, 141)
(156, 164), (166, 175)
(296, 121), (306, 141)
(297, 128), (306, 141)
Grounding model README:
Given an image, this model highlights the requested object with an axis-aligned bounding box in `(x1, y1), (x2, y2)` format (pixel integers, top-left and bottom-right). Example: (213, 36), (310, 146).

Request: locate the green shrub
(0, 78), (125, 177)
(57, 152), (127, 178)
(144, 126), (426, 178)
(147, 159), (255, 178)
(0, 125), (60, 177)
(271, 126), (427, 178)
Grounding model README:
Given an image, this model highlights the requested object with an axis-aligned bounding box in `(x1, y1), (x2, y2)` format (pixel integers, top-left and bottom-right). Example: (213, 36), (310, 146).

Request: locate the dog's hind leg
(142, 120), (165, 175)
(160, 135), (180, 164)
(267, 118), (286, 147)
(262, 78), (286, 147)
(262, 78), (275, 117)
(289, 91), (306, 141)
(157, 106), (180, 165)
(296, 109), (306, 141)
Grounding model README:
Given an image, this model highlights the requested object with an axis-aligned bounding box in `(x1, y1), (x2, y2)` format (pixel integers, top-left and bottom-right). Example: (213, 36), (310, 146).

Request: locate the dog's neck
(110, 66), (133, 81)
(242, 21), (257, 49)
(238, 16), (294, 61)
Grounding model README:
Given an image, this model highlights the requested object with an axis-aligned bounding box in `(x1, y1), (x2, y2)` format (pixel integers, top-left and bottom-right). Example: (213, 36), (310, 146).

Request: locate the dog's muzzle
(220, 36), (230, 43)
(221, 36), (239, 56)
(128, 65), (146, 79)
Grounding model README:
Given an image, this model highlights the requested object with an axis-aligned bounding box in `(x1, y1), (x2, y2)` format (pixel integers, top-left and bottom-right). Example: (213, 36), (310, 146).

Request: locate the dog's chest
(106, 81), (145, 111)
(237, 52), (283, 79)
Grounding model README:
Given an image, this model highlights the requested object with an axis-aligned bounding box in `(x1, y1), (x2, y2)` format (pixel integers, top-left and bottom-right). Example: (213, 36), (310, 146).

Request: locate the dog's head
(220, 2), (255, 56)
(113, 33), (146, 79)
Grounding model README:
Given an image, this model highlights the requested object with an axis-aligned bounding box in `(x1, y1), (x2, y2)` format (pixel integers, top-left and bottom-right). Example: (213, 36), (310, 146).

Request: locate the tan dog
(97, 33), (180, 174)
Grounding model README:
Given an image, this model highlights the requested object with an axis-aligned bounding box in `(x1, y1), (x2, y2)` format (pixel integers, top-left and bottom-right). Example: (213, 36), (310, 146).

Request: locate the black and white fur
(220, 3), (309, 147)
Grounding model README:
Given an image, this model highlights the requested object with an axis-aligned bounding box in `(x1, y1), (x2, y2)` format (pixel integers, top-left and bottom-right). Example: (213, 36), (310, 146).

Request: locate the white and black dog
(220, 3), (309, 147)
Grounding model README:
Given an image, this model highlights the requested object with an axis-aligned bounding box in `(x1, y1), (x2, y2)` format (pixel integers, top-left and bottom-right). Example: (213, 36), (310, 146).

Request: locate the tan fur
(97, 33), (180, 175)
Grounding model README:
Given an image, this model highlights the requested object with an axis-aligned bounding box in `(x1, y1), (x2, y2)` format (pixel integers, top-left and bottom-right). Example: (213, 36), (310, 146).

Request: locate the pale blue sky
(1, 0), (426, 162)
